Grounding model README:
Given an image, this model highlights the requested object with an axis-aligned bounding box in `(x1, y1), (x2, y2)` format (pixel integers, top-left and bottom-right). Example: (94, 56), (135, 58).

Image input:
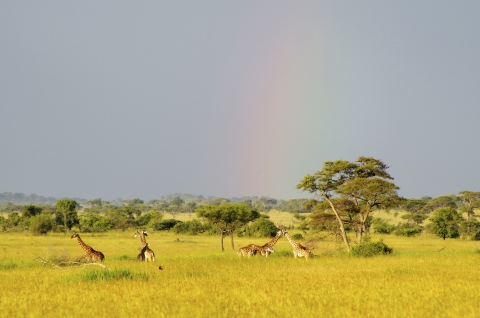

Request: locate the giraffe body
(282, 229), (311, 260)
(237, 244), (274, 258)
(134, 230), (155, 262)
(71, 233), (104, 262)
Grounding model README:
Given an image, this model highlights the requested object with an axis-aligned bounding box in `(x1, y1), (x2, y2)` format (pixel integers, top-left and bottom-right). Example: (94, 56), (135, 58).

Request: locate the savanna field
(1, 212), (479, 318)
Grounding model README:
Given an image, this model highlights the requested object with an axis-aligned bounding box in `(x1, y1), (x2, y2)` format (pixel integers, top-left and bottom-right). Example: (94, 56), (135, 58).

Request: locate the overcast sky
(1, 2), (479, 201)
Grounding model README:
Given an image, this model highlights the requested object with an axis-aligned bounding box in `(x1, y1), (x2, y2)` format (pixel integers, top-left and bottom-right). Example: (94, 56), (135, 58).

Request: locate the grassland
(1, 212), (479, 317)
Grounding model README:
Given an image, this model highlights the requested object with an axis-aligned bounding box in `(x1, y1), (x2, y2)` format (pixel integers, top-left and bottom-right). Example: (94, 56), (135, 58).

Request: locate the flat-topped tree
(297, 157), (402, 250)
(196, 202), (259, 251)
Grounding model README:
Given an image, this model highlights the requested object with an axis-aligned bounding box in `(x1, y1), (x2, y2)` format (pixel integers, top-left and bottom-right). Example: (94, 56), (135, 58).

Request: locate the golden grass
(1, 228), (479, 318)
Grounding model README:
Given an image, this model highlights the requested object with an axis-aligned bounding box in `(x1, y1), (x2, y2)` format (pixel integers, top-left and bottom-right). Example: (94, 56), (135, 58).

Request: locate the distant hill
(0, 192), (279, 206)
(0, 192), (86, 205)
(159, 193), (265, 202)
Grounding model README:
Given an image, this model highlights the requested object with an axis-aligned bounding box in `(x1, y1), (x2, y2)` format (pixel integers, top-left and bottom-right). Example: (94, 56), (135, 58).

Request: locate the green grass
(1, 217), (480, 317)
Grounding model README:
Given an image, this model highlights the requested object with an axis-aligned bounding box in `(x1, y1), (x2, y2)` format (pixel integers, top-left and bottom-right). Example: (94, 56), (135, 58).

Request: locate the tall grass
(0, 228), (479, 317)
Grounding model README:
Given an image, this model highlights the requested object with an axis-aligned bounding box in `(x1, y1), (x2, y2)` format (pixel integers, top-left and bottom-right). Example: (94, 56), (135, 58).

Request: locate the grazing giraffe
(258, 229), (283, 257)
(237, 244), (274, 258)
(237, 230), (283, 258)
(133, 230), (155, 262)
(281, 229), (311, 260)
(70, 232), (104, 262)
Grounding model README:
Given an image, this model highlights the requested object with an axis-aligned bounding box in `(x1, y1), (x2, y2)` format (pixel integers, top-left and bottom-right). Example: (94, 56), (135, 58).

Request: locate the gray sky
(1, 2), (479, 201)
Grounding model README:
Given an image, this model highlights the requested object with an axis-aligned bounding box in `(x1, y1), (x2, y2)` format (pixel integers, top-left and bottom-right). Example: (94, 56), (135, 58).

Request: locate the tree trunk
(326, 197), (350, 251)
(220, 232), (224, 251)
(230, 232), (235, 250)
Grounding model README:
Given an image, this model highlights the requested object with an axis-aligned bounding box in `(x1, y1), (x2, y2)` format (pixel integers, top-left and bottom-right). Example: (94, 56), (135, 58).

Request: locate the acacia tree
(458, 191), (480, 220)
(421, 195), (458, 214)
(297, 157), (402, 250)
(196, 202), (259, 251)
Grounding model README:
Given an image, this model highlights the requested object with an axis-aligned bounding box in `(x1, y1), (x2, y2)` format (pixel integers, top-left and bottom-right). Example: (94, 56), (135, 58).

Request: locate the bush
(240, 216), (278, 237)
(394, 223), (423, 237)
(372, 218), (396, 234)
(151, 219), (182, 231)
(29, 214), (55, 235)
(472, 231), (480, 241)
(172, 219), (207, 235)
(292, 233), (303, 240)
(350, 239), (393, 257)
(79, 213), (112, 232)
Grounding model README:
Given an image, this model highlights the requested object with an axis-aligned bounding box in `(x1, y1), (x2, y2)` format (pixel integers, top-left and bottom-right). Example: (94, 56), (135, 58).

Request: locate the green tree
(252, 197), (277, 212)
(146, 211), (164, 230)
(401, 213), (428, 225)
(196, 203), (259, 251)
(22, 205), (43, 218)
(458, 191), (480, 220)
(55, 199), (79, 231)
(79, 213), (112, 232)
(401, 198), (428, 214)
(297, 157), (401, 250)
(170, 197), (184, 207)
(105, 206), (136, 231)
(421, 195), (458, 214)
(429, 207), (464, 240)
(241, 215), (278, 237)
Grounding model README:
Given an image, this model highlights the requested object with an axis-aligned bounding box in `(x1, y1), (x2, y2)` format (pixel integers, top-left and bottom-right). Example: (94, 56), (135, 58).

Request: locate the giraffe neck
(139, 232), (147, 247)
(75, 235), (93, 253)
(264, 231), (282, 248)
(284, 232), (298, 247)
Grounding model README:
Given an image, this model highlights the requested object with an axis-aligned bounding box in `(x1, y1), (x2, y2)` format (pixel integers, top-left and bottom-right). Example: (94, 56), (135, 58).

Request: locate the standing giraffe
(138, 243), (151, 261)
(133, 230), (155, 262)
(281, 229), (311, 260)
(71, 232), (104, 262)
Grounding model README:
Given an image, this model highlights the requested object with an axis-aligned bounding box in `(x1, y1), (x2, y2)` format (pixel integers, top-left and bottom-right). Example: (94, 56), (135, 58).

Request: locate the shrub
(350, 239), (393, 257)
(372, 218), (396, 234)
(394, 223), (423, 237)
(79, 213), (112, 232)
(240, 216), (278, 237)
(152, 219), (182, 231)
(472, 231), (480, 241)
(29, 214), (55, 235)
(292, 233), (303, 240)
(172, 219), (207, 235)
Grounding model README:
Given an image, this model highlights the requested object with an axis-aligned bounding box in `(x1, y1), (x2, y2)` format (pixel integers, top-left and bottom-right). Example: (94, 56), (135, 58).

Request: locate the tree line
(1, 156), (480, 253)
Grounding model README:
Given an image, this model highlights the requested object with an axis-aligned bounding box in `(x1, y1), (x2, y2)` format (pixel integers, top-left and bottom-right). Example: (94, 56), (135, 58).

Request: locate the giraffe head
(280, 229), (288, 235)
(133, 231), (141, 238)
(266, 246), (275, 253)
(142, 230), (148, 237)
(71, 232), (79, 239)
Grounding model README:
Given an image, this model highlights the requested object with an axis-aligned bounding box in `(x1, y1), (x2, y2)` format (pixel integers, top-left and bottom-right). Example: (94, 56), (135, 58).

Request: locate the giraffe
(137, 243), (150, 262)
(70, 232), (104, 262)
(259, 229), (283, 257)
(281, 229), (311, 260)
(237, 244), (274, 258)
(133, 230), (155, 262)
(237, 229), (283, 258)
